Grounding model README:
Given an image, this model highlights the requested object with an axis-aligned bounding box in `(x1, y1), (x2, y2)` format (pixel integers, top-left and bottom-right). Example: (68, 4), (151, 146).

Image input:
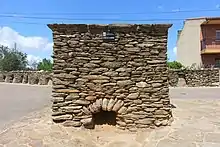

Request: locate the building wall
(177, 19), (206, 67)
(201, 24), (220, 39)
(48, 24), (173, 131)
(201, 24), (220, 49)
(202, 54), (220, 67)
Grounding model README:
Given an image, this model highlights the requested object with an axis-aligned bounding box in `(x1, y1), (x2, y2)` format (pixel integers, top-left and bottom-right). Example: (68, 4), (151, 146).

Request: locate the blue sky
(1, 0), (220, 63)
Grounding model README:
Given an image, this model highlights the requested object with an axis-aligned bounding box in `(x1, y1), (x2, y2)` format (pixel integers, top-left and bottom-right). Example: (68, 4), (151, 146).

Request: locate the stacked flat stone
(48, 24), (173, 131)
(185, 69), (219, 87)
(0, 71), (52, 85)
(168, 69), (220, 87)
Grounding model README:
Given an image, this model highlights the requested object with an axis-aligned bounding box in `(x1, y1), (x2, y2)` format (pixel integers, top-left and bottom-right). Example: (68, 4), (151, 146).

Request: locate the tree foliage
(37, 58), (53, 71)
(0, 45), (27, 71)
(167, 61), (184, 69)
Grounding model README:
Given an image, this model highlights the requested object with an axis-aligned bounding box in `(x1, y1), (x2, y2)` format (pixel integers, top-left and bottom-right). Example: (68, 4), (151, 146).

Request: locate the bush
(37, 58), (53, 71)
(167, 61), (184, 69)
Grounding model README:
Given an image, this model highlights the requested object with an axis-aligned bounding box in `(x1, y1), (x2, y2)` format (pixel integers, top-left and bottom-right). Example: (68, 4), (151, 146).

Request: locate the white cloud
(26, 54), (42, 69)
(0, 26), (53, 52)
(173, 47), (177, 54)
(27, 54), (42, 63)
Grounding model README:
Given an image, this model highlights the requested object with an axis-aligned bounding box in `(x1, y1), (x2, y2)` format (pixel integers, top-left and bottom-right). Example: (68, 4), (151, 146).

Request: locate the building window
(215, 58), (220, 68)
(216, 30), (220, 40)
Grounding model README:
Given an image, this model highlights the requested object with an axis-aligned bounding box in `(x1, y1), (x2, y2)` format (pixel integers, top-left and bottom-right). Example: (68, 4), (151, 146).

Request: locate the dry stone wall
(168, 69), (220, 87)
(1, 69), (219, 87)
(48, 24), (173, 131)
(0, 71), (52, 85)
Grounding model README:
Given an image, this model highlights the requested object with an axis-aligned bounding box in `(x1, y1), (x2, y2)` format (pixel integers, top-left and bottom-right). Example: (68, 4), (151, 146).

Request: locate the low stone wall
(1, 69), (219, 87)
(0, 71), (52, 85)
(169, 69), (220, 87)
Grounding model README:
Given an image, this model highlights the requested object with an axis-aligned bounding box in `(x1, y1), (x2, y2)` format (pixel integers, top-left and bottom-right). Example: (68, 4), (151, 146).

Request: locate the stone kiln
(48, 24), (173, 131)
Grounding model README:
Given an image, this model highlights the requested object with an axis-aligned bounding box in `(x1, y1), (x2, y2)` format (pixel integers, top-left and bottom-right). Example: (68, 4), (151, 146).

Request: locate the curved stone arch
(81, 98), (127, 129)
(82, 98), (125, 115)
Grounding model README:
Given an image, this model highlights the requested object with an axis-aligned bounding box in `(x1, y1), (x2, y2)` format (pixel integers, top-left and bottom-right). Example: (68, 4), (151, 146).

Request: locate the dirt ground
(0, 98), (220, 147)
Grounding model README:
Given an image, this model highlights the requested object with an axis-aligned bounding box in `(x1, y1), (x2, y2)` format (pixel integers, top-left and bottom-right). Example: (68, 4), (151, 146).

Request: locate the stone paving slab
(0, 99), (220, 147)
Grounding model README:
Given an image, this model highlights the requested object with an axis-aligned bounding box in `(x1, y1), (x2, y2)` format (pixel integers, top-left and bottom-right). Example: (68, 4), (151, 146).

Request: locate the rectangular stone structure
(48, 24), (173, 131)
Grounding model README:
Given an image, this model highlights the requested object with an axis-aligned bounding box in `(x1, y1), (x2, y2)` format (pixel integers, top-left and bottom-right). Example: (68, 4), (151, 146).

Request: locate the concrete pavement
(0, 83), (51, 130)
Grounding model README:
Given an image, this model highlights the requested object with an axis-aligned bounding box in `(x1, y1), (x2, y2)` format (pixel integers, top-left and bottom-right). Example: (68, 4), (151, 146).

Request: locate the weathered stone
(95, 99), (102, 110)
(136, 82), (148, 88)
(107, 99), (116, 111)
(82, 106), (91, 115)
(116, 94), (126, 99)
(102, 98), (108, 111)
(135, 118), (154, 125)
(154, 110), (169, 115)
(134, 99), (142, 104)
(56, 89), (80, 93)
(63, 120), (81, 127)
(85, 96), (97, 101)
(129, 87), (138, 92)
(103, 71), (118, 77)
(52, 97), (64, 103)
(152, 83), (162, 88)
(84, 63), (99, 68)
(89, 105), (95, 113)
(60, 106), (82, 112)
(103, 83), (117, 86)
(127, 93), (139, 99)
(127, 106), (138, 113)
(74, 100), (90, 105)
(117, 121), (127, 127)
(82, 75), (110, 80)
(81, 118), (94, 129)
(53, 114), (73, 121)
(112, 100), (124, 112)
(126, 47), (140, 52)
(101, 62), (122, 69)
(117, 80), (133, 87)
(118, 106), (127, 114)
(137, 43), (155, 48)
(116, 68), (132, 72)
(92, 80), (109, 84)
(144, 108), (157, 112)
(65, 93), (80, 100)
(52, 111), (66, 116)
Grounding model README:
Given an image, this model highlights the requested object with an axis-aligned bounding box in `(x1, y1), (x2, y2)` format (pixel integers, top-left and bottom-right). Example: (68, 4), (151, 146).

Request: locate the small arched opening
(82, 99), (124, 129)
(93, 110), (116, 126)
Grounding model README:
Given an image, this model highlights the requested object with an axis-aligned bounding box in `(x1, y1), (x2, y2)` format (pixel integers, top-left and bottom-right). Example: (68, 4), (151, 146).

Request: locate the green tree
(0, 45), (27, 71)
(37, 58), (53, 71)
(167, 61), (184, 69)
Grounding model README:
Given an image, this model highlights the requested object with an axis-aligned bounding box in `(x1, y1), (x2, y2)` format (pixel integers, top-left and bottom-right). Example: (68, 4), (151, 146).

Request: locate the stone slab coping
(47, 23), (172, 33)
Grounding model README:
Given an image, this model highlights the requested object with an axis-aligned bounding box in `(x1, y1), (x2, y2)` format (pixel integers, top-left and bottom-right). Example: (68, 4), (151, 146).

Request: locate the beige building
(176, 17), (220, 68)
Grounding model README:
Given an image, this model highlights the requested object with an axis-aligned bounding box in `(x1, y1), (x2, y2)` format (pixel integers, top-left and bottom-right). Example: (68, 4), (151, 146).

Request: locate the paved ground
(0, 83), (51, 130)
(0, 83), (220, 147)
(170, 87), (220, 99)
